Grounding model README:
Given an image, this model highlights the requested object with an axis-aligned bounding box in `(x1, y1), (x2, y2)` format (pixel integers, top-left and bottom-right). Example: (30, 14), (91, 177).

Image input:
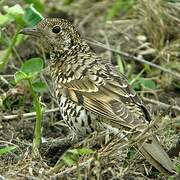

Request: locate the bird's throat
(50, 40), (90, 62)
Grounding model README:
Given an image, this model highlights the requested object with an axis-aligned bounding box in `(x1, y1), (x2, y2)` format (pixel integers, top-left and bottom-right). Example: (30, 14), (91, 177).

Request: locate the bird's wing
(60, 60), (151, 130)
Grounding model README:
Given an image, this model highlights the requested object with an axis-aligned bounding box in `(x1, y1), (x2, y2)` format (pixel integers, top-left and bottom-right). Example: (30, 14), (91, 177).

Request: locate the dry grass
(0, 0), (180, 179)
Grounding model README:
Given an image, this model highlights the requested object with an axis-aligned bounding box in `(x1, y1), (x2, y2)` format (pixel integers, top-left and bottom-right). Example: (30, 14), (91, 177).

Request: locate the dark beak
(19, 27), (40, 37)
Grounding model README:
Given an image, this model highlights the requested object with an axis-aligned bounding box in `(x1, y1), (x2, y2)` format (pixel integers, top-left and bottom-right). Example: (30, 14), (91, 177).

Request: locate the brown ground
(0, 0), (180, 179)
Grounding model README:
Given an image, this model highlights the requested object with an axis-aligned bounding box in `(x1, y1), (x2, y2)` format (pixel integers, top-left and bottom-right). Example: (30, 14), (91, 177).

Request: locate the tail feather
(137, 136), (175, 175)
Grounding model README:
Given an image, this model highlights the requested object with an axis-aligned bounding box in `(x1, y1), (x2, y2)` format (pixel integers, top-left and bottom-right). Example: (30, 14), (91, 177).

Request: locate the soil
(0, 0), (179, 179)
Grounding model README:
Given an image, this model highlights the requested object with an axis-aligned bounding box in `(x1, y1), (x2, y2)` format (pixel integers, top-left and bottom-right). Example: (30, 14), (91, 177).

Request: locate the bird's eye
(52, 26), (61, 33)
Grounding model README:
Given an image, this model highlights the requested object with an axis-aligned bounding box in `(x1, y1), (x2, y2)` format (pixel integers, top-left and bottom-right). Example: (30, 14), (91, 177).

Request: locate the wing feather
(59, 60), (151, 130)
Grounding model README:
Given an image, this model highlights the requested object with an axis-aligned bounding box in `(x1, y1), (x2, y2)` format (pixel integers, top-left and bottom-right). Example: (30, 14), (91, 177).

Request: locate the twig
(0, 26), (21, 71)
(49, 158), (93, 179)
(86, 39), (180, 79)
(2, 97), (180, 121)
(0, 76), (10, 85)
(143, 97), (180, 112)
(0, 75), (14, 78)
(1, 107), (59, 121)
(100, 30), (112, 61)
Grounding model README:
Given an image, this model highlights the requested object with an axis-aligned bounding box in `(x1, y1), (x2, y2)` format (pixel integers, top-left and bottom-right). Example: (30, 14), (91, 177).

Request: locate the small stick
(2, 97), (180, 121)
(86, 39), (180, 79)
(1, 107), (59, 121)
(143, 97), (180, 112)
(49, 158), (93, 178)
(0, 75), (14, 78)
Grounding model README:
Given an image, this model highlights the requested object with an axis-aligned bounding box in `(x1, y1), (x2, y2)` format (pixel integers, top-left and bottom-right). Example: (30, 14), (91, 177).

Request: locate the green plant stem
(76, 161), (81, 180)
(130, 68), (146, 85)
(106, 0), (122, 21)
(28, 79), (42, 157)
(0, 25), (21, 71)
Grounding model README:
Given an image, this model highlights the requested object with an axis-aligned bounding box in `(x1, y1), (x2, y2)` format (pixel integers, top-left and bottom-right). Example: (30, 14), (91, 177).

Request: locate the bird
(20, 18), (174, 175)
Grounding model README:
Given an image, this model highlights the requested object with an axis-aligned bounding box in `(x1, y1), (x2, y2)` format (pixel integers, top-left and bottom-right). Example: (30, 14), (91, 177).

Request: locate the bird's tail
(137, 135), (175, 175)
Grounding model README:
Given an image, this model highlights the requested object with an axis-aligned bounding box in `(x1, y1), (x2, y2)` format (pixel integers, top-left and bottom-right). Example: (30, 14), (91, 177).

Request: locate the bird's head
(20, 18), (81, 54)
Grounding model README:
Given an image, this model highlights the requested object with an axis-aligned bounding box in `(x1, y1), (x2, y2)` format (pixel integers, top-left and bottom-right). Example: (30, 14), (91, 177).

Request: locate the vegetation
(14, 57), (45, 156)
(0, 0), (179, 179)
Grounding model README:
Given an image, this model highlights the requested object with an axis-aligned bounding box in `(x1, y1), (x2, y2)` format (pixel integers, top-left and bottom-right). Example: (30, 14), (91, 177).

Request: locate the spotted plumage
(20, 18), (174, 175)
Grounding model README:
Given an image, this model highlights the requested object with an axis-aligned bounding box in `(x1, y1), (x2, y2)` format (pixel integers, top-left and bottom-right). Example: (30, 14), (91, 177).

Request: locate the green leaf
(14, 71), (29, 82)
(0, 49), (8, 61)
(4, 4), (25, 26)
(24, 4), (44, 26)
(32, 81), (47, 92)
(64, 0), (74, 5)
(77, 148), (94, 155)
(139, 78), (156, 89)
(0, 3), (43, 26)
(0, 146), (16, 155)
(0, 13), (10, 26)
(4, 4), (24, 16)
(62, 154), (76, 166)
(67, 149), (79, 155)
(24, 0), (45, 13)
(60, 148), (94, 166)
(132, 81), (140, 90)
(62, 149), (79, 166)
(106, 0), (135, 20)
(131, 77), (156, 90)
(21, 58), (43, 74)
